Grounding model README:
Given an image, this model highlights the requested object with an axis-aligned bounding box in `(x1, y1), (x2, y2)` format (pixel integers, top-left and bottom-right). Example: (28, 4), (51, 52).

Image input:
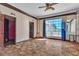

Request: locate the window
(45, 18), (62, 38)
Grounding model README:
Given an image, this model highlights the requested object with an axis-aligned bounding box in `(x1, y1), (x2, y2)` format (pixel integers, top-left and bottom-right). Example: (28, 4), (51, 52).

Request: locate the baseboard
(65, 40), (79, 44)
(45, 37), (61, 40)
(33, 37), (44, 39)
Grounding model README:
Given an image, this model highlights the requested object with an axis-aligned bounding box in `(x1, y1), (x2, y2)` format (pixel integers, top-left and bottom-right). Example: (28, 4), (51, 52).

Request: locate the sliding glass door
(45, 18), (62, 39)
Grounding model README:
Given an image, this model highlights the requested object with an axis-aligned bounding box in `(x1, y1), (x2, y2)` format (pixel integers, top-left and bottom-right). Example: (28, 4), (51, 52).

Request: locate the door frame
(43, 20), (46, 37)
(4, 14), (16, 45)
(0, 14), (4, 47)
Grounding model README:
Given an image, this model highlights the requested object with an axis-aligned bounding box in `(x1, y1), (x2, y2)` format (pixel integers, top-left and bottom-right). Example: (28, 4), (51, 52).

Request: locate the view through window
(45, 18), (62, 38)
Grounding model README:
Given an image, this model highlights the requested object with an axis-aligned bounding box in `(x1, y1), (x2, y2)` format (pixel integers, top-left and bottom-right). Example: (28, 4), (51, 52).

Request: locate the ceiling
(9, 3), (79, 18)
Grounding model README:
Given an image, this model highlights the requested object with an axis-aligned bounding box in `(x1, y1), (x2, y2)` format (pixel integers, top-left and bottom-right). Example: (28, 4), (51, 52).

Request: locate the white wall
(76, 13), (79, 42)
(0, 5), (37, 43)
(71, 19), (76, 34)
(39, 20), (43, 37)
(65, 15), (77, 41)
(66, 19), (76, 41)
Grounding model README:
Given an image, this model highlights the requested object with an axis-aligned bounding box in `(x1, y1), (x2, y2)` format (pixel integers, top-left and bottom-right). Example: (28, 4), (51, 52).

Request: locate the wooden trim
(0, 14), (4, 48)
(40, 12), (77, 19)
(43, 20), (45, 37)
(37, 20), (39, 35)
(0, 3), (38, 20)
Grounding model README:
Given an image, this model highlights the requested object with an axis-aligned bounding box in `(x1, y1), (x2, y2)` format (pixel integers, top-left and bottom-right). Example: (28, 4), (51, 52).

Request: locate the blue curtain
(61, 21), (66, 41)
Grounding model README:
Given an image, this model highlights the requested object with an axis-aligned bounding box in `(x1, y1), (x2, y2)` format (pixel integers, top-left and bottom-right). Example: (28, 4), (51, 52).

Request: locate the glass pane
(45, 18), (62, 38)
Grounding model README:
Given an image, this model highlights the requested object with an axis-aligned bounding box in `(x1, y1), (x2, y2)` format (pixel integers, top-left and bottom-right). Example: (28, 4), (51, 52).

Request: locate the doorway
(29, 22), (34, 38)
(4, 16), (16, 46)
(4, 18), (9, 45)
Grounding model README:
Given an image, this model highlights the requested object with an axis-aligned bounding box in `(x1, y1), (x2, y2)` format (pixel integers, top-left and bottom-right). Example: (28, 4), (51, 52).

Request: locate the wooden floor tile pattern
(0, 39), (79, 56)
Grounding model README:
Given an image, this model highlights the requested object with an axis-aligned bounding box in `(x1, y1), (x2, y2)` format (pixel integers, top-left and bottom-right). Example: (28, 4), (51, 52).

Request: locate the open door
(4, 18), (9, 45)
(4, 16), (16, 46)
(9, 17), (16, 44)
(29, 22), (34, 38)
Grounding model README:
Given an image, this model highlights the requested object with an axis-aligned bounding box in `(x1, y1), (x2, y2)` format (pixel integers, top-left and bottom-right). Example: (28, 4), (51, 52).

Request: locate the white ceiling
(9, 3), (79, 18)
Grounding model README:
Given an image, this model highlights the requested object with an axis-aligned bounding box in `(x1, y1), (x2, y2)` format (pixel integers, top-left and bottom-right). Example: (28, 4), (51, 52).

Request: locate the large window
(45, 18), (62, 38)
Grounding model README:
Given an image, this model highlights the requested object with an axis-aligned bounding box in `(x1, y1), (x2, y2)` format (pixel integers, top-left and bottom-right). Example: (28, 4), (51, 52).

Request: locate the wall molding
(40, 12), (77, 19)
(0, 3), (38, 20)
